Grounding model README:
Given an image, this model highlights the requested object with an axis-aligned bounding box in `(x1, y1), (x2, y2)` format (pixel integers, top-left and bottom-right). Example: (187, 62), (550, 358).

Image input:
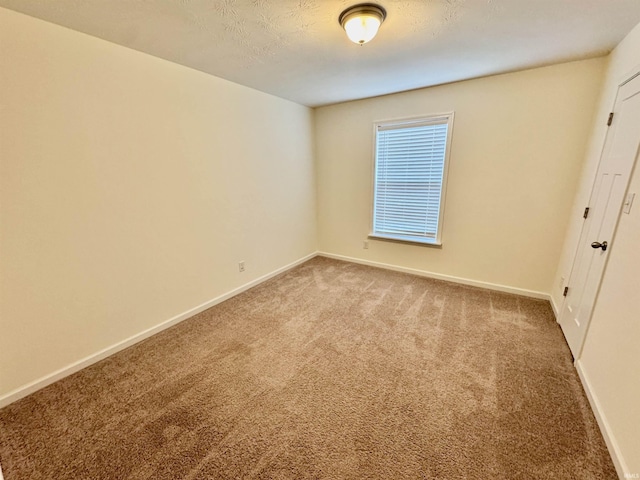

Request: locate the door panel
(560, 75), (640, 357)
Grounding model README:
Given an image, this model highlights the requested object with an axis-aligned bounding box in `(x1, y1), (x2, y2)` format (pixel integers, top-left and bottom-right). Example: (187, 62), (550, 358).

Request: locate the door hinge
(607, 112), (614, 126)
(583, 207), (590, 219)
(563, 286), (569, 297)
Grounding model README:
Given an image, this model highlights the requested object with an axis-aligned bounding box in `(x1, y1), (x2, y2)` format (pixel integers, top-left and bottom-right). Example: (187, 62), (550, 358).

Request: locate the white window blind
(373, 115), (453, 244)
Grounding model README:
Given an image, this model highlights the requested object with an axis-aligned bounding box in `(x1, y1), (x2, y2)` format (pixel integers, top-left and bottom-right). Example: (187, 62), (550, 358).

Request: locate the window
(372, 114), (453, 245)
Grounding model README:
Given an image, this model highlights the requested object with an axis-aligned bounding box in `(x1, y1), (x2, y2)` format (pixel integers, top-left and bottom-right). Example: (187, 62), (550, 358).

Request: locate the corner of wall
(550, 58), (610, 319)
(311, 107), (321, 254)
(549, 294), (561, 320)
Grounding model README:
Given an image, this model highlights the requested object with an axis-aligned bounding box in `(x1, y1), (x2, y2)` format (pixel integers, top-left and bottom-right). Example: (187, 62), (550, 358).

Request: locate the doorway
(559, 73), (640, 358)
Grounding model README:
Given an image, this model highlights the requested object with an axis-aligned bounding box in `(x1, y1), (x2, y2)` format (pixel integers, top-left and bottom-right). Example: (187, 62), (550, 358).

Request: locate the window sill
(368, 233), (442, 248)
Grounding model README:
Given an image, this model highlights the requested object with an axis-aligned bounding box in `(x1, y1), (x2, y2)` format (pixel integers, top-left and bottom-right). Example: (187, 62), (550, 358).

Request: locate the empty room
(1, 1), (640, 479)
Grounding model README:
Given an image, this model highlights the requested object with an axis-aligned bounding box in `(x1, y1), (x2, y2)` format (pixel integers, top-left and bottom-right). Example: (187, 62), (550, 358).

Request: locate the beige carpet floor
(0, 257), (616, 479)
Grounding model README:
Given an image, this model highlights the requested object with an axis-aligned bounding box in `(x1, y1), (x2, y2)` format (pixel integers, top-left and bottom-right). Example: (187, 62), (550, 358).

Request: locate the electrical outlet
(363, 240), (369, 249)
(559, 276), (565, 290)
(238, 261), (245, 273)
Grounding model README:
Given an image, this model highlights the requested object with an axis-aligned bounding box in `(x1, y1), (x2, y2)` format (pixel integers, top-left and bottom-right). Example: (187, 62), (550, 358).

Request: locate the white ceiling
(2, 0), (640, 107)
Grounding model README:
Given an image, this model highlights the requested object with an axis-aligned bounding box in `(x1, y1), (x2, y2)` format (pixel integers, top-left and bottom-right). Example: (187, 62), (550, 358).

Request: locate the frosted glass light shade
(343, 14), (381, 44)
(339, 4), (386, 45)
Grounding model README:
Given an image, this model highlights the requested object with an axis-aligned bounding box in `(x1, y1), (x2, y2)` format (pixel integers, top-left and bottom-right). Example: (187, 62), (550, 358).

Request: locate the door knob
(591, 241), (608, 251)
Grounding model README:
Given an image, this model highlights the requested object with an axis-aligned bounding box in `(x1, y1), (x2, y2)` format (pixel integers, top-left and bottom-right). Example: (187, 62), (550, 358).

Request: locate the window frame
(369, 112), (455, 247)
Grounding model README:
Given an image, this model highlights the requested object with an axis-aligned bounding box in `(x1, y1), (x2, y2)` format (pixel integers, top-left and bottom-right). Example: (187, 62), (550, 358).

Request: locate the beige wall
(0, 8), (317, 399)
(315, 59), (605, 295)
(2, 5), (638, 473)
(554, 21), (640, 476)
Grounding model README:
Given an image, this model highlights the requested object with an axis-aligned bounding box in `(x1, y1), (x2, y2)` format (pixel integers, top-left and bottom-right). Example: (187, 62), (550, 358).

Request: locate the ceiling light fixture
(339, 3), (387, 45)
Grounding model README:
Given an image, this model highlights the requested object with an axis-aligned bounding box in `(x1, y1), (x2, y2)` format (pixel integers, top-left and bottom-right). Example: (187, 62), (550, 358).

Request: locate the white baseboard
(318, 252), (551, 301)
(0, 252), (318, 409)
(0, 251), (553, 409)
(575, 360), (628, 479)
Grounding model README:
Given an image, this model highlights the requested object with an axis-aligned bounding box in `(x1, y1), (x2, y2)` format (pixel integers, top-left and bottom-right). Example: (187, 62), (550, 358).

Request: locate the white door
(560, 74), (640, 358)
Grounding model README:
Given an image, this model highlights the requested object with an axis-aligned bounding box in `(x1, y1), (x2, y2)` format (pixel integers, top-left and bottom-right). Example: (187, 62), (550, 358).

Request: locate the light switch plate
(623, 193), (635, 214)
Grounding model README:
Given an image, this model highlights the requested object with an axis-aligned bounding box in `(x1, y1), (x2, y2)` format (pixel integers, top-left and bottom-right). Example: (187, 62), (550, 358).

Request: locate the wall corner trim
(0, 252), (318, 409)
(318, 251), (551, 301)
(550, 295), (561, 320)
(575, 359), (628, 479)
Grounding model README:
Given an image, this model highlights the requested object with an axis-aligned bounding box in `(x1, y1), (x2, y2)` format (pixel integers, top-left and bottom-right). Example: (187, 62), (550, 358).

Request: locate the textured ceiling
(2, 0), (640, 106)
